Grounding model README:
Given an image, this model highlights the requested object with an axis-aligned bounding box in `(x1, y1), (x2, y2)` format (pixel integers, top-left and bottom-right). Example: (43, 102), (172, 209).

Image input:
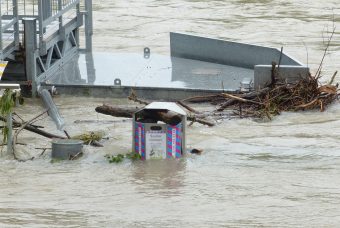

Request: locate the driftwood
(95, 105), (139, 118)
(12, 110), (48, 161)
(0, 116), (66, 139)
(216, 88), (270, 112)
(176, 100), (200, 114)
(197, 58), (339, 118)
(95, 104), (215, 127)
(96, 104), (182, 125)
(174, 27), (338, 119)
(222, 93), (263, 106)
(103, 54), (339, 125)
(168, 74), (338, 120)
(186, 116), (215, 127)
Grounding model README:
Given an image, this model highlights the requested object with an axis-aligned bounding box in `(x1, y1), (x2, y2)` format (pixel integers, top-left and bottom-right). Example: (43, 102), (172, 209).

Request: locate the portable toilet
(133, 102), (186, 160)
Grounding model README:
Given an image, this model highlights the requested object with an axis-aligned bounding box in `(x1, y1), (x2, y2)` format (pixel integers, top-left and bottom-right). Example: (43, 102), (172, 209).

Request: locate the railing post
(42, 0), (52, 20)
(37, 0), (44, 49)
(58, 0), (63, 30)
(75, 1), (80, 45)
(23, 18), (38, 97)
(0, 2), (3, 57)
(12, 0), (20, 48)
(84, 0), (93, 52)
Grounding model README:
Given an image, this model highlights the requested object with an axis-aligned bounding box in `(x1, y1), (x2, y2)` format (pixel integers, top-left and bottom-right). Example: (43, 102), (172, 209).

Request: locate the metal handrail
(0, 0), (89, 59)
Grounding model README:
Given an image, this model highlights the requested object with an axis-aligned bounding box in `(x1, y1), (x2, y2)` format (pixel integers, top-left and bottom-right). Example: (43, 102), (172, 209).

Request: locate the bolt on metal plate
(144, 47), (150, 59)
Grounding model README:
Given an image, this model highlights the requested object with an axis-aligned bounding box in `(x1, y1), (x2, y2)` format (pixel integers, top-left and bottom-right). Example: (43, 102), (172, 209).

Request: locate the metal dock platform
(0, 1), (309, 100)
(42, 33), (309, 100)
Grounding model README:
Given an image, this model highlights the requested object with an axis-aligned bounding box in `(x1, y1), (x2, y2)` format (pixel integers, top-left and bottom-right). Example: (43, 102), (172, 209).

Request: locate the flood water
(1, 0), (340, 227)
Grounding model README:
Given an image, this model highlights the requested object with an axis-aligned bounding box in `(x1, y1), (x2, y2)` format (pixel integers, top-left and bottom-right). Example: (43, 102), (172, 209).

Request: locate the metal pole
(42, 0), (52, 20)
(75, 1), (80, 45)
(0, 2), (3, 55)
(23, 18), (38, 97)
(37, 0), (44, 47)
(84, 0), (92, 52)
(85, 52), (95, 84)
(13, 0), (20, 48)
(58, 0), (63, 30)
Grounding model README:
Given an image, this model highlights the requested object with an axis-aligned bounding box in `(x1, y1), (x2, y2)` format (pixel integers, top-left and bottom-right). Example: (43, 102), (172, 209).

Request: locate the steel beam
(0, 3), (3, 54)
(13, 0), (20, 47)
(23, 18), (38, 96)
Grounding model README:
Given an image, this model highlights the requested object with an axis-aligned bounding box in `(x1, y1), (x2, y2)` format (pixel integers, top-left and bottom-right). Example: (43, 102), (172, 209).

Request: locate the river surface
(1, 0), (340, 227)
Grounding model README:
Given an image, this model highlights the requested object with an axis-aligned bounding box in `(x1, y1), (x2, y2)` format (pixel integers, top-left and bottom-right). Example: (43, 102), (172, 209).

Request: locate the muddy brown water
(1, 1), (340, 227)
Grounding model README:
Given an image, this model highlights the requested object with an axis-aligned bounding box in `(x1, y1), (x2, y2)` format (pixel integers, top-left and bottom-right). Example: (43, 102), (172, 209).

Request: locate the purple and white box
(133, 102), (186, 160)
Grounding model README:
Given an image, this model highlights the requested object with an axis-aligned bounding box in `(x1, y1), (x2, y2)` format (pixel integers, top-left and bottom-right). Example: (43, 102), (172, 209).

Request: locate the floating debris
(190, 148), (203, 155)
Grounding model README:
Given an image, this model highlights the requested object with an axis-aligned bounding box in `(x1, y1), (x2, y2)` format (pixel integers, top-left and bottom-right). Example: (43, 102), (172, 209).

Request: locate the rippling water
(1, 1), (340, 227)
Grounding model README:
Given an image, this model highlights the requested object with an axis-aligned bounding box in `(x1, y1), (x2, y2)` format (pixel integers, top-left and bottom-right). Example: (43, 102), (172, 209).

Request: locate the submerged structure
(0, 0), (309, 100)
(43, 32), (308, 100)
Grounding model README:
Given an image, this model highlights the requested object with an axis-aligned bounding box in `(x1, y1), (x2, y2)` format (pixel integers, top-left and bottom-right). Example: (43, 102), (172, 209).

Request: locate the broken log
(95, 104), (215, 127)
(95, 105), (182, 125)
(138, 110), (183, 125)
(95, 105), (138, 118)
(176, 100), (200, 114)
(186, 116), (215, 127)
(222, 93), (263, 106)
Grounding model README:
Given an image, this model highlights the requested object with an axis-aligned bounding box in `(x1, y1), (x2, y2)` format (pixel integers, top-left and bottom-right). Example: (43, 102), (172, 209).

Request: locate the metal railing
(0, 1), (19, 59)
(37, 0), (80, 50)
(0, 0), (86, 59)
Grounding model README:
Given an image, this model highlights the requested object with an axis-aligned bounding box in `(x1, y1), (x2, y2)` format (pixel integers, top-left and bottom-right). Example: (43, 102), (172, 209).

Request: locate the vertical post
(58, 0), (63, 30)
(6, 113), (12, 155)
(84, 0), (93, 52)
(85, 52), (95, 84)
(75, 2), (80, 46)
(23, 18), (38, 97)
(0, 2), (3, 55)
(13, 0), (20, 48)
(37, 0), (44, 48)
(42, 0), (52, 20)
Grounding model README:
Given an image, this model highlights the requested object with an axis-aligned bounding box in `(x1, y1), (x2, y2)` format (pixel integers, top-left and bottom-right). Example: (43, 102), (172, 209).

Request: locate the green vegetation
(125, 152), (142, 161)
(105, 152), (142, 163)
(0, 89), (15, 143)
(72, 131), (104, 144)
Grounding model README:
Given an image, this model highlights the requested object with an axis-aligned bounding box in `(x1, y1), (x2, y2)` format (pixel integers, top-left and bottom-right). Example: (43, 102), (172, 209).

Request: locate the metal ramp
(0, 0), (93, 96)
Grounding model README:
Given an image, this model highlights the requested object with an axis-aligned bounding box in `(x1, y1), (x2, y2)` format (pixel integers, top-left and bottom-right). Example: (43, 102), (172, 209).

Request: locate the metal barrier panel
(170, 32), (303, 69)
